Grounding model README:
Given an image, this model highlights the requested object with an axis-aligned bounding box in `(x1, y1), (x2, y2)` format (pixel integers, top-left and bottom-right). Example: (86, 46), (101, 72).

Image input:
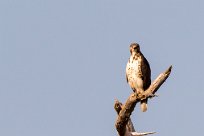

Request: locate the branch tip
(165, 65), (172, 75)
(131, 131), (156, 136)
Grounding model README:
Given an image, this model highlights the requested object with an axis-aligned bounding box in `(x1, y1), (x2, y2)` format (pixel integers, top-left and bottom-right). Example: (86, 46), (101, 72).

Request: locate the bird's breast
(127, 58), (141, 80)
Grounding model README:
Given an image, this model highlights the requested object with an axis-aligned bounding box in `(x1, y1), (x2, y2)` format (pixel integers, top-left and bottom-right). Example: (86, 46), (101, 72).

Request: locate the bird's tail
(140, 99), (148, 112)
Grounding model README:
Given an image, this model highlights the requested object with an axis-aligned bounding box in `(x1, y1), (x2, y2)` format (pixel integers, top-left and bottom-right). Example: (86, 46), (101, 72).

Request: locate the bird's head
(130, 43), (140, 55)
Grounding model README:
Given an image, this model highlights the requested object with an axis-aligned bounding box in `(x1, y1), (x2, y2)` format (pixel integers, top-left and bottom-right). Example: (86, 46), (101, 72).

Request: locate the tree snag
(114, 65), (172, 136)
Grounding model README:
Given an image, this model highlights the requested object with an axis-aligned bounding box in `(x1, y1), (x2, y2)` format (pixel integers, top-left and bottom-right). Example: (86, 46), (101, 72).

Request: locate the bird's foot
(137, 92), (146, 100)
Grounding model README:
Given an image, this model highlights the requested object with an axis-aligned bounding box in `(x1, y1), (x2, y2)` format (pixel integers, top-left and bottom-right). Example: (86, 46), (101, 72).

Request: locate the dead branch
(114, 100), (156, 136)
(115, 66), (172, 136)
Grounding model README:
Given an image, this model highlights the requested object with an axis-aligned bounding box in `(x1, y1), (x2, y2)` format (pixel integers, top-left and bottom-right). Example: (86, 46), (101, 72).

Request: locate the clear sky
(0, 0), (204, 136)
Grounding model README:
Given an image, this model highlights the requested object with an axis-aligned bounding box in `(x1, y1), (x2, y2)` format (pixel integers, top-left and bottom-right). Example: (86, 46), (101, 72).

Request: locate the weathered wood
(115, 66), (172, 136)
(114, 100), (135, 132)
(114, 100), (156, 136)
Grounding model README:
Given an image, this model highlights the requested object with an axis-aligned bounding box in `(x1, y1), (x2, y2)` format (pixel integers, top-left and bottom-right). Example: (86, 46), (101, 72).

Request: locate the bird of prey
(126, 43), (151, 112)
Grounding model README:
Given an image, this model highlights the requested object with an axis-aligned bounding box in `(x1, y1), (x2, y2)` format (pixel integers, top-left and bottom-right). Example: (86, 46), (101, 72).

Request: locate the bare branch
(114, 100), (135, 132)
(114, 100), (155, 136)
(145, 65), (172, 97)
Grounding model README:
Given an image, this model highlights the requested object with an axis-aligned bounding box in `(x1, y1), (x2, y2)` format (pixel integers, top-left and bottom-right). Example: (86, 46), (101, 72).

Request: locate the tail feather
(140, 99), (148, 112)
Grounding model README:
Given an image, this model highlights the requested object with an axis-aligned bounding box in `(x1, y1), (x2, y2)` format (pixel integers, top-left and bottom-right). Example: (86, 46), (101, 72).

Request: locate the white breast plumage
(126, 55), (143, 92)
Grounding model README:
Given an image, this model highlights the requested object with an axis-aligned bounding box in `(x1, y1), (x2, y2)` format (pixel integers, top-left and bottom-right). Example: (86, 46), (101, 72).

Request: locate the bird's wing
(141, 55), (151, 90)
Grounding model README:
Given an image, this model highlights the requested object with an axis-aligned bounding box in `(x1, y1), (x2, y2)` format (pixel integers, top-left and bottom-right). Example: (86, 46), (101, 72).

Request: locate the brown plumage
(126, 43), (151, 112)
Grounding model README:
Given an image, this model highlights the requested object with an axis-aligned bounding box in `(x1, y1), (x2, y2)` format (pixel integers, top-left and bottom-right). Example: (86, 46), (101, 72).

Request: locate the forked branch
(114, 66), (172, 136)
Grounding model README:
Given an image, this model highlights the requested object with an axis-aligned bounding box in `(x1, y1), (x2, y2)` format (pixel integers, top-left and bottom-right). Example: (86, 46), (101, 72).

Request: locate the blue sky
(0, 0), (204, 136)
